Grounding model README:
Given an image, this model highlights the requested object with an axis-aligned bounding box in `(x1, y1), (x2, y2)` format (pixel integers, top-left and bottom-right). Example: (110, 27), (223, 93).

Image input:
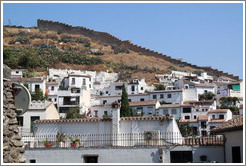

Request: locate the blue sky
(3, 2), (244, 79)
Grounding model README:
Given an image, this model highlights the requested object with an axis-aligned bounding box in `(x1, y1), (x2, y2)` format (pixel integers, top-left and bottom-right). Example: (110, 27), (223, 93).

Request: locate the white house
(195, 84), (215, 95)
(149, 90), (183, 104)
(61, 74), (92, 91)
(10, 69), (27, 78)
(17, 100), (59, 136)
(11, 77), (46, 95)
(211, 115), (243, 163)
(57, 89), (91, 117)
(129, 100), (160, 116)
(46, 81), (59, 107)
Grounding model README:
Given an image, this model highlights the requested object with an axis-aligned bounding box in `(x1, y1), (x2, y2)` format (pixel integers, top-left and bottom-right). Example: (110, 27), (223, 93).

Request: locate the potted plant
(43, 138), (52, 148)
(55, 132), (67, 147)
(69, 137), (81, 148)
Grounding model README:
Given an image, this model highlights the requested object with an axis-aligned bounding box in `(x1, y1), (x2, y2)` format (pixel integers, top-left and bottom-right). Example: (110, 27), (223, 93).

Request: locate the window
(54, 98), (57, 102)
(219, 115), (224, 119)
(51, 86), (54, 91)
(171, 109), (176, 114)
(30, 116), (40, 132)
(35, 85), (40, 92)
(115, 86), (123, 90)
(131, 86), (135, 91)
(118, 100), (121, 103)
(185, 116), (190, 119)
(128, 99), (132, 102)
(167, 94), (172, 98)
(48, 98), (52, 101)
(140, 98), (145, 101)
(106, 91), (108, 94)
(94, 110), (98, 117)
(193, 127), (198, 135)
(232, 146), (241, 163)
(141, 87), (143, 90)
(201, 121), (207, 128)
(153, 95), (157, 99)
(16, 71), (19, 74)
(104, 111), (108, 115)
(201, 130), (207, 136)
(183, 107), (191, 113)
(89, 84), (91, 88)
(83, 79), (86, 85)
(29, 159), (36, 163)
(194, 115), (197, 119)
(160, 94), (164, 99)
(17, 116), (23, 126)
(103, 100), (107, 105)
(163, 109), (168, 115)
(72, 78), (75, 85)
(196, 109), (199, 112)
(83, 155), (98, 163)
(212, 115), (215, 119)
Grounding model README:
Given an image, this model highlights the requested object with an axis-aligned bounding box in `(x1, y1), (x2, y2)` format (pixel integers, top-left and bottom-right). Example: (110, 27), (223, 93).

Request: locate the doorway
(170, 151), (193, 163)
(232, 146), (241, 163)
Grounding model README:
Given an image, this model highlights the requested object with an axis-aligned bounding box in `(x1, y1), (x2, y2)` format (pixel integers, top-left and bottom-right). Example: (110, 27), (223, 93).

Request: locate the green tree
(65, 107), (85, 119)
(120, 83), (130, 117)
(154, 84), (165, 90)
(198, 92), (215, 101)
(31, 88), (47, 101)
(178, 122), (193, 137)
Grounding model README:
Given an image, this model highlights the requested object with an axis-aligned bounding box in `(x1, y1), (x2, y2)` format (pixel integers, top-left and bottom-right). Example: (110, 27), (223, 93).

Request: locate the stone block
(10, 139), (24, 147)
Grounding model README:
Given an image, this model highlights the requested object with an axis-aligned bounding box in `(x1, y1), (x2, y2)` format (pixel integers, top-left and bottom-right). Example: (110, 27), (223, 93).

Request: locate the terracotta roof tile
(195, 84), (214, 88)
(211, 115), (243, 134)
(179, 118), (198, 123)
(34, 118), (107, 124)
(129, 100), (158, 107)
(11, 77), (44, 82)
(159, 104), (181, 108)
(208, 109), (229, 113)
(209, 119), (226, 123)
(120, 115), (172, 121)
(198, 115), (209, 121)
(46, 82), (59, 85)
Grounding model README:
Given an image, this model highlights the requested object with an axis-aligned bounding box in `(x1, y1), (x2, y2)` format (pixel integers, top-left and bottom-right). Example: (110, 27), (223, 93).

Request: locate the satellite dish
(13, 83), (31, 115)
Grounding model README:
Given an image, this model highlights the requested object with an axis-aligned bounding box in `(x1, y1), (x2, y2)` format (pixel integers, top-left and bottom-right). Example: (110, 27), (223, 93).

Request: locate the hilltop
(3, 19), (239, 85)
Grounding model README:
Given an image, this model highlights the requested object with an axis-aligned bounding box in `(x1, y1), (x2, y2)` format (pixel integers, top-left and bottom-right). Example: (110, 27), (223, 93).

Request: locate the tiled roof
(209, 119), (226, 123)
(11, 77), (44, 82)
(179, 118), (198, 123)
(208, 109), (229, 113)
(195, 84), (214, 88)
(213, 82), (229, 86)
(130, 100), (158, 107)
(68, 74), (91, 78)
(198, 115), (209, 121)
(159, 104), (181, 108)
(184, 100), (214, 104)
(34, 115), (172, 124)
(150, 89), (182, 93)
(120, 115), (172, 121)
(211, 115), (243, 134)
(46, 82), (59, 85)
(35, 118), (107, 124)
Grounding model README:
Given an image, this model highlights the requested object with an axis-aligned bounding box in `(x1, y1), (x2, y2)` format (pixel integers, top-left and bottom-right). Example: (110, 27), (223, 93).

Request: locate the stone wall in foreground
(3, 65), (26, 163)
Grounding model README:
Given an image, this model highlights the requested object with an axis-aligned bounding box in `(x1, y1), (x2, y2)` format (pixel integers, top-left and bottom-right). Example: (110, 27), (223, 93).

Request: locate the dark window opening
(131, 86), (135, 91)
(141, 87), (143, 90)
(201, 121), (207, 128)
(170, 151), (192, 163)
(153, 95), (157, 99)
(183, 107), (191, 113)
(194, 115), (197, 119)
(140, 98), (145, 101)
(103, 100), (107, 105)
(51, 86), (54, 91)
(83, 79), (86, 85)
(160, 94), (164, 99)
(168, 94), (172, 98)
(35, 85), (40, 92)
(29, 159), (36, 163)
(128, 99), (132, 102)
(219, 115), (224, 119)
(72, 78), (75, 85)
(84, 155), (98, 163)
(185, 116), (190, 120)
(30, 116), (40, 132)
(232, 146), (241, 163)
(17, 116), (23, 126)
(115, 86), (123, 90)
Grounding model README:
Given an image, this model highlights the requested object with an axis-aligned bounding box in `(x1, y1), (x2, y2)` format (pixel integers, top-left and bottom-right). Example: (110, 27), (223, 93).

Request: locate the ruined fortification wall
(3, 65), (26, 163)
(36, 19), (238, 80)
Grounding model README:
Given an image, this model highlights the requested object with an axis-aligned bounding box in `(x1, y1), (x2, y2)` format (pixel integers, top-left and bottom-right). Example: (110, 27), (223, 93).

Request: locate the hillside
(3, 19), (239, 85)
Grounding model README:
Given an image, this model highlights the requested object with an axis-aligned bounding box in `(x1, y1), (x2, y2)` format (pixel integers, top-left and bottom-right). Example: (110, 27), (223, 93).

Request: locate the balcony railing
(21, 132), (224, 149)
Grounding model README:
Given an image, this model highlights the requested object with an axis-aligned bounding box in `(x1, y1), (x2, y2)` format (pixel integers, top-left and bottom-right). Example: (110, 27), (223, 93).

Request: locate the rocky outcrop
(3, 65), (26, 163)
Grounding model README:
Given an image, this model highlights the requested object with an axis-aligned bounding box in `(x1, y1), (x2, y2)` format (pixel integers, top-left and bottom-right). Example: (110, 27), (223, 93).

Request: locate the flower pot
(44, 143), (52, 148)
(70, 143), (77, 148)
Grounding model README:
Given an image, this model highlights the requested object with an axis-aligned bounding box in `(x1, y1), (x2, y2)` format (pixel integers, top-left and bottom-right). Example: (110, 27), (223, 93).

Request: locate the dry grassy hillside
(3, 26), (199, 85)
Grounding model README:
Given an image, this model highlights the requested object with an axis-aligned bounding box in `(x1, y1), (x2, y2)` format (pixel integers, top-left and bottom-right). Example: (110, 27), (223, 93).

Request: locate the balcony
(21, 132), (224, 149)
